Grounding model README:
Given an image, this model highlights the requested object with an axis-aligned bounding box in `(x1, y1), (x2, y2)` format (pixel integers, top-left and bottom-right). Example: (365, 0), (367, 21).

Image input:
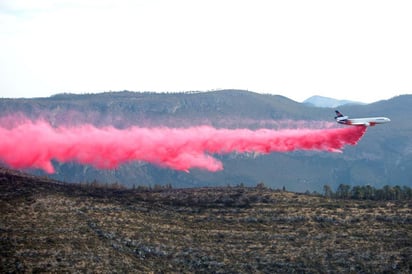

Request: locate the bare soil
(1, 168), (411, 273)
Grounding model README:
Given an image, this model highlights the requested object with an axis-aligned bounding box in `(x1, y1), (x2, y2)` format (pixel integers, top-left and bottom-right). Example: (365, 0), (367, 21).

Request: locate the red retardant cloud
(0, 120), (366, 173)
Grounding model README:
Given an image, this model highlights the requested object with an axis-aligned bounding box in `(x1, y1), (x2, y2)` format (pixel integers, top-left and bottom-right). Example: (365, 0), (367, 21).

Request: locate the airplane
(334, 110), (390, 126)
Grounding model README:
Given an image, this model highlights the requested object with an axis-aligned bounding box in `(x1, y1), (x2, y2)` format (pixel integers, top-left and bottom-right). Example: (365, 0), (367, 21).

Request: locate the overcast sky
(1, 0), (411, 103)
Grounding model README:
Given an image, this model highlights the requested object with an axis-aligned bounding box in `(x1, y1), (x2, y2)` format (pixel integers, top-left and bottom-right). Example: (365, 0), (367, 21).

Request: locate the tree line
(323, 184), (412, 200)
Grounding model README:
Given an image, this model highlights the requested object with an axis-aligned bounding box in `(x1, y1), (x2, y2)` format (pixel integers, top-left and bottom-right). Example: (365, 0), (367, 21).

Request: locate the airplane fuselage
(336, 117), (391, 126)
(334, 110), (390, 126)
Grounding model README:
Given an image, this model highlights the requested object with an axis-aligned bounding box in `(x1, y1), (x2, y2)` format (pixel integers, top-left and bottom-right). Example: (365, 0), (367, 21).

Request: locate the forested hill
(0, 90), (411, 192)
(0, 90), (324, 127)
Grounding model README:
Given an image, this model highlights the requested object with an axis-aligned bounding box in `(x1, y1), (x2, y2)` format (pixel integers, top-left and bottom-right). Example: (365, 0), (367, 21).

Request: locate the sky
(0, 0), (411, 103)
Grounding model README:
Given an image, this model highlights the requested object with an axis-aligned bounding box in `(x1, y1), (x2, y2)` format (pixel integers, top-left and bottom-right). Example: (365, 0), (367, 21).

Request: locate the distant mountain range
(0, 90), (411, 192)
(303, 95), (365, 108)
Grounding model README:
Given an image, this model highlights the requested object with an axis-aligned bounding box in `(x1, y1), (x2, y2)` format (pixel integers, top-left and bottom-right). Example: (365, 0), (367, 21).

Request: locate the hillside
(0, 90), (411, 191)
(1, 168), (411, 272)
(303, 95), (364, 107)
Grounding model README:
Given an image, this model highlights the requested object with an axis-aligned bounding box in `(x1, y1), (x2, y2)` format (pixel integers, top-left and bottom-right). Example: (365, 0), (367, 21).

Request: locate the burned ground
(1, 168), (411, 273)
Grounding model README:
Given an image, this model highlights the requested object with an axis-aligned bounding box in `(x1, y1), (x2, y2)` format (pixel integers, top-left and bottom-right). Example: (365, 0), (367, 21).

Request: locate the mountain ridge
(0, 90), (410, 192)
(303, 95), (365, 108)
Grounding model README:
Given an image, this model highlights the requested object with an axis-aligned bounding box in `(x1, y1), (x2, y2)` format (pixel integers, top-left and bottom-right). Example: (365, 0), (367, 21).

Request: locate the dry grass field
(1, 168), (411, 273)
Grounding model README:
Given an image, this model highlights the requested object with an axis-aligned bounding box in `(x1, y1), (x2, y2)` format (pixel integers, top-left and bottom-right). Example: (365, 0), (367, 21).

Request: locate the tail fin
(335, 110), (344, 119)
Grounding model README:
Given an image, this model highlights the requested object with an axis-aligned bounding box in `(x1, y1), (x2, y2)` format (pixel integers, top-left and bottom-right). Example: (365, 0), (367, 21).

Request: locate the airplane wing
(349, 121), (376, 126)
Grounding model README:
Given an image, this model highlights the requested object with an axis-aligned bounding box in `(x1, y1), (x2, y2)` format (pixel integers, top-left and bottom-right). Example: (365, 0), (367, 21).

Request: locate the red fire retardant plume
(0, 121), (366, 173)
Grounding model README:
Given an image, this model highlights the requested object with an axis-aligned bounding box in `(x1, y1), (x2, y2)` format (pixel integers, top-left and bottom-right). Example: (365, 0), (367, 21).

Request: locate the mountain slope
(0, 90), (411, 192)
(303, 95), (364, 108)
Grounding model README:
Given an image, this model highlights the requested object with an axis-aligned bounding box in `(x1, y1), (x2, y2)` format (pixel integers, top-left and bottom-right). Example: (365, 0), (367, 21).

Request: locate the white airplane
(334, 110), (390, 126)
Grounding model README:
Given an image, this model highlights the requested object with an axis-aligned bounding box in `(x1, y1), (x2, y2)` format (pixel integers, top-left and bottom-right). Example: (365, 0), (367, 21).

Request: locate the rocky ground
(1, 167), (411, 273)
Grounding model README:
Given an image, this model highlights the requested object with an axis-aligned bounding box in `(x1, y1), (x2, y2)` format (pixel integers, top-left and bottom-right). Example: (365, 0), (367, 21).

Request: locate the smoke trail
(0, 120), (366, 173)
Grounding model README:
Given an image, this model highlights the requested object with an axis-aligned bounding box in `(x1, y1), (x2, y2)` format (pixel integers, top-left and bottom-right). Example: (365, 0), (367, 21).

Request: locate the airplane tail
(334, 110), (344, 119)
